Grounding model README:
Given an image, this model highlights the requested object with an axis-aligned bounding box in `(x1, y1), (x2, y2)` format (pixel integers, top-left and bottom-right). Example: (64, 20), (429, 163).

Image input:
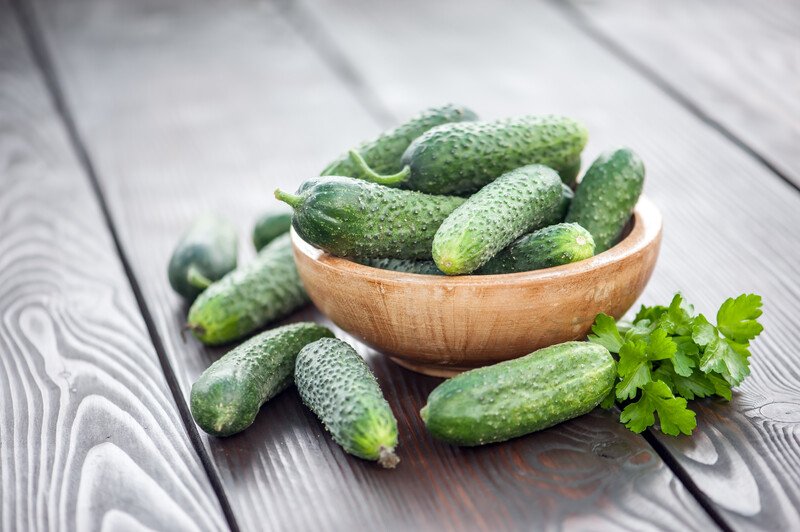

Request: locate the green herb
(589, 293), (763, 436)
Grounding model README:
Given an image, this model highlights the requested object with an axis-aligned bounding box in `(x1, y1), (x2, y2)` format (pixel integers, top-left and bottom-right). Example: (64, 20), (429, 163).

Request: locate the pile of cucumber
(166, 104), (647, 468)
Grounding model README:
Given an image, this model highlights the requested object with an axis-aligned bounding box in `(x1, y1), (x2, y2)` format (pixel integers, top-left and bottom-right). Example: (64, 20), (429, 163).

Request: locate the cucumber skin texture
(420, 342), (616, 446)
(321, 104), (477, 179)
(190, 323), (334, 437)
(478, 223), (595, 274)
(289, 176), (465, 260)
(168, 215), (237, 300)
(187, 233), (309, 345)
(400, 115), (588, 195)
(359, 258), (443, 275)
(566, 147), (645, 253)
(253, 211), (292, 251)
(432, 165), (562, 275)
(295, 338), (399, 463)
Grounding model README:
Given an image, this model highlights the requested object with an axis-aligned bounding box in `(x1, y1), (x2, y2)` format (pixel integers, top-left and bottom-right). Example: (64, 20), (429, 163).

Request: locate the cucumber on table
(168, 215), (238, 301)
(295, 338), (400, 468)
(359, 258), (443, 275)
(478, 223), (595, 274)
(356, 115), (587, 195)
(322, 104), (477, 182)
(432, 164), (563, 275)
(566, 147), (645, 253)
(191, 322), (334, 437)
(187, 233), (308, 345)
(421, 342), (616, 446)
(253, 211), (292, 251)
(275, 176), (465, 260)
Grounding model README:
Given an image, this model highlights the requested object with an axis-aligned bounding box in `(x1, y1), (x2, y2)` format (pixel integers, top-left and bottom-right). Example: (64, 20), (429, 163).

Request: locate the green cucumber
(191, 322), (333, 436)
(420, 342), (616, 446)
(321, 104), (477, 181)
(253, 211), (292, 251)
(359, 258), (443, 275)
(432, 165), (562, 275)
(275, 176), (465, 259)
(478, 223), (595, 274)
(557, 183), (574, 221)
(566, 147), (645, 253)
(560, 157), (582, 188)
(187, 233), (308, 345)
(168, 215), (238, 300)
(357, 115), (587, 195)
(295, 338), (399, 468)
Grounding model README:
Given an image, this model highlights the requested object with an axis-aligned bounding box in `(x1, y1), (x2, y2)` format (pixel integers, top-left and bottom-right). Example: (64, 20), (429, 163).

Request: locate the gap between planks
(8, 1), (241, 530)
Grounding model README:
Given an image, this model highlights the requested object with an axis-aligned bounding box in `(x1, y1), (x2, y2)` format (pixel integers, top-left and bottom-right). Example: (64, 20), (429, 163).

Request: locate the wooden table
(2, 0), (798, 530)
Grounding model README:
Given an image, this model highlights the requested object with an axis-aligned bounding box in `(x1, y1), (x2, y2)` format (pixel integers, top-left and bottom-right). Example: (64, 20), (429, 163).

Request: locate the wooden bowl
(291, 196), (662, 377)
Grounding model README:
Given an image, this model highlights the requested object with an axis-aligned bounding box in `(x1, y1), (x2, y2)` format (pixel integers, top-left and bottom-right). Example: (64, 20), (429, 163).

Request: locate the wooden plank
(29, 0), (717, 529)
(567, 0), (800, 186)
(0, 2), (227, 530)
(292, 0), (800, 529)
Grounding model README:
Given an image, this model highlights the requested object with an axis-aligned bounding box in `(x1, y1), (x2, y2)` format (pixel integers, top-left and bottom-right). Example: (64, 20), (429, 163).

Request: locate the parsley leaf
(717, 294), (764, 343)
(620, 381), (697, 435)
(659, 294), (695, 336)
(671, 336), (698, 377)
(634, 304), (667, 324)
(646, 328), (677, 360)
(699, 337), (750, 386)
(588, 313), (624, 353)
(691, 314), (717, 347)
(616, 340), (651, 400)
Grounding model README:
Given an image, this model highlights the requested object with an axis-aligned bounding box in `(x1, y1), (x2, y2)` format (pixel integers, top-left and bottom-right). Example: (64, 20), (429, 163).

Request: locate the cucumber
(432, 165), (562, 275)
(560, 157), (582, 188)
(355, 115), (587, 195)
(190, 322), (334, 437)
(420, 342), (616, 446)
(275, 176), (465, 259)
(187, 233), (308, 345)
(321, 104), (477, 181)
(478, 223), (595, 274)
(295, 338), (399, 468)
(168, 215), (238, 300)
(253, 211), (292, 251)
(359, 258), (443, 275)
(566, 147), (645, 253)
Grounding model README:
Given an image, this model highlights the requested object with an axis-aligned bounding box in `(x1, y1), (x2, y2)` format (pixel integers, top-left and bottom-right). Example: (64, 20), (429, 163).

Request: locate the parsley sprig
(589, 293), (763, 436)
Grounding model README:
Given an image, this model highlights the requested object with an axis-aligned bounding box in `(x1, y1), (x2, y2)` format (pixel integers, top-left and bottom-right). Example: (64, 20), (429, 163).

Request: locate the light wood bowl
(291, 196), (662, 377)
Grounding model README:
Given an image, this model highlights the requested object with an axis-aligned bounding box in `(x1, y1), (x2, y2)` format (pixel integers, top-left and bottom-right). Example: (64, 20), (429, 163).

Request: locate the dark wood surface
(2, 0), (798, 529)
(0, 1), (226, 530)
(568, 0), (800, 187)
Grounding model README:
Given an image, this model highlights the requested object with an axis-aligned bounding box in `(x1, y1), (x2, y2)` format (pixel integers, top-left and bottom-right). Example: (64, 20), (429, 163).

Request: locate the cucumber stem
(377, 446), (399, 469)
(348, 150), (410, 186)
(186, 265), (212, 289)
(274, 189), (303, 209)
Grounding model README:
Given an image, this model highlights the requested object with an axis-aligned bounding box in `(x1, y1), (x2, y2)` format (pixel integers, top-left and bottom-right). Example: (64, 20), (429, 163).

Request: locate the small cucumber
(168, 215), (238, 300)
(421, 342), (616, 446)
(356, 115), (587, 195)
(566, 147), (645, 253)
(253, 211), (292, 251)
(295, 338), (399, 468)
(187, 233), (308, 345)
(478, 223), (595, 274)
(432, 165), (562, 275)
(321, 104), (477, 181)
(275, 176), (465, 259)
(191, 322), (334, 436)
(360, 258), (444, 275)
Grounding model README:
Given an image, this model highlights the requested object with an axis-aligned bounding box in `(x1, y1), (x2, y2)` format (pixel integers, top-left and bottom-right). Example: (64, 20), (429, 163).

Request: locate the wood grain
(567, 0), (800, 185)
(0, 2), (227, 530)
(293, 0), (800, 528)
(28, 0), (718, 529)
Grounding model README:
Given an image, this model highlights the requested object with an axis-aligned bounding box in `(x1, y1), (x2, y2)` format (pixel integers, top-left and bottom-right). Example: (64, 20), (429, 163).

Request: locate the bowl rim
(291, 194), (662, 287)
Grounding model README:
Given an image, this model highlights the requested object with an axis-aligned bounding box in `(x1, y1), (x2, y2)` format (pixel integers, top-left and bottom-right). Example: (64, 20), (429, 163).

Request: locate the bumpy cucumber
(360, 258), (443, 275)
(432, 165), (562, 275)
(190, 322), (333, 436)
(275, 176), (465, 259)
(321, 104), (477, 181)
(253, 211), (292, 251)
(168, 215), (237, 300)
(187, 234), (308, 345)
(566, 147), (644, 253)
(478, 223), (595, 274)
(420, 342), (615, 446)
(295, 338), (399, 468)
(381, 115), (587, 195)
